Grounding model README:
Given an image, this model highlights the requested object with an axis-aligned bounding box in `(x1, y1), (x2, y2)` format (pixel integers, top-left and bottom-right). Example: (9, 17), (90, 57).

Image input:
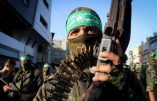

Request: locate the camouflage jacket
(146, 64), (157, 92)
(33, 66), (146, 101)
(8, 67), (43, 100)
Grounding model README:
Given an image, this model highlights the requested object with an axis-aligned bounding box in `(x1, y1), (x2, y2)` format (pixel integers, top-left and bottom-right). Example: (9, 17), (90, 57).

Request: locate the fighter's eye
(86, 26), (97, 35)
(69, 29), (79, 36)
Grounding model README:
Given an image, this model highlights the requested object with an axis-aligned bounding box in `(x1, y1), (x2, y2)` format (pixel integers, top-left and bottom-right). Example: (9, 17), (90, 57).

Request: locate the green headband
(66, 10), (102, 34)
(20, 55), (31, 61)
(43, 64), (50, 69)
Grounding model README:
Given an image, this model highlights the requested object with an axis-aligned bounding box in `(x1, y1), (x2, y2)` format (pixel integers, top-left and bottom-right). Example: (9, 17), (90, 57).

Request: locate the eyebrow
(69, 27), (79, 33)
(71, 26), (92, 30)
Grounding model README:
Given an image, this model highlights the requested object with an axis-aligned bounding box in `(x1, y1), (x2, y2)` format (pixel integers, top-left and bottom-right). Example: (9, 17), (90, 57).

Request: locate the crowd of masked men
(0, 52), (157, 101)
(0, 54), (56, 101)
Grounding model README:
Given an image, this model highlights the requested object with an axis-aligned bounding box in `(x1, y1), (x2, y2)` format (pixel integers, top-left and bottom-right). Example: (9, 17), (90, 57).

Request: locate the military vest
(13, 67), (40, 93)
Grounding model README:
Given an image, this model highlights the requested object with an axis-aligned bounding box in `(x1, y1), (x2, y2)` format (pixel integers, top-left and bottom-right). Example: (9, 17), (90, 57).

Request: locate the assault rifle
(97, 0), (132, 69)
(96, 0), (121, 74)
(0, 77), (19, 92)
(85, 0), (132, 100)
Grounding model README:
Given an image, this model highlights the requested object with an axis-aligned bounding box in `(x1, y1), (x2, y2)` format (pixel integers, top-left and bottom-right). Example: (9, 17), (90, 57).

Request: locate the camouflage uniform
(33, 68), (91, 101)
(146, 63), (157, 99)
(33, 5), (146, 100)
(8, 66), (43, 101)
(33, 65), (146, 101)
(67, 68), (92, 101)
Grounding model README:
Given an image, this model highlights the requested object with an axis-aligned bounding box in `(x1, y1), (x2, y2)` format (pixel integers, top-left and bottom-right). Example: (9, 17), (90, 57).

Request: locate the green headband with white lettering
(20, 55), (31, 61)
(66, 10), (102, 34)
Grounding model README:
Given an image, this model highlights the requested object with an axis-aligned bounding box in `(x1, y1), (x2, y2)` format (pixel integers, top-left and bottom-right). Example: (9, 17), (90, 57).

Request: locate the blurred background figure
(146, 51), (157, 101)
(133, 62), (147, 89)
(133, 62), (143, 80)
(0, 59), (16, 83)
(0, 59), (16, 100)
(3, 54), (43, 101)
(42, 63), (51, 81)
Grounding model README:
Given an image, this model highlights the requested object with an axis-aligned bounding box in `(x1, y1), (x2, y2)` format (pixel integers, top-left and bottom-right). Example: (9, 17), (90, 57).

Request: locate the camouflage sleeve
(67, 81), (90, 101)
(33, 83), (48, 101)
(146, 67), (155, 92)
(33, 77), (60, 101)
(33, 75), (69, 101)
(34, 70), (91, 101)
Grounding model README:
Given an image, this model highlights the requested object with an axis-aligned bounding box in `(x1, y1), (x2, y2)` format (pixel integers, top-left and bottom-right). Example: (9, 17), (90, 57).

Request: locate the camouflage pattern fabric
(33, 66), (146, 101)
(147, 51), (157, 92)
(67, 81), (90, 101)
(33, 44), (146, 101)
(84, 67), (146, 101)
(70, 67), (125, 101)
(148, 51), (157, 65)
(146, 64), (157, 92)
(67, 68), (92, 101)
(33, 44), (96, 101)
(33, 69), (92, 101)
(8, 67), (42, 99)
(15, 68), (42, 93)
(146, 64), (157, 100)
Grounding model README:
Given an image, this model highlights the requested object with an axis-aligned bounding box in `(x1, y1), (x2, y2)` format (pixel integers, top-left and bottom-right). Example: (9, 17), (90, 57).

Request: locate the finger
(93, 74), (110, 81)
(100, 51), (121, 65)
(91, 65), (113, 73)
